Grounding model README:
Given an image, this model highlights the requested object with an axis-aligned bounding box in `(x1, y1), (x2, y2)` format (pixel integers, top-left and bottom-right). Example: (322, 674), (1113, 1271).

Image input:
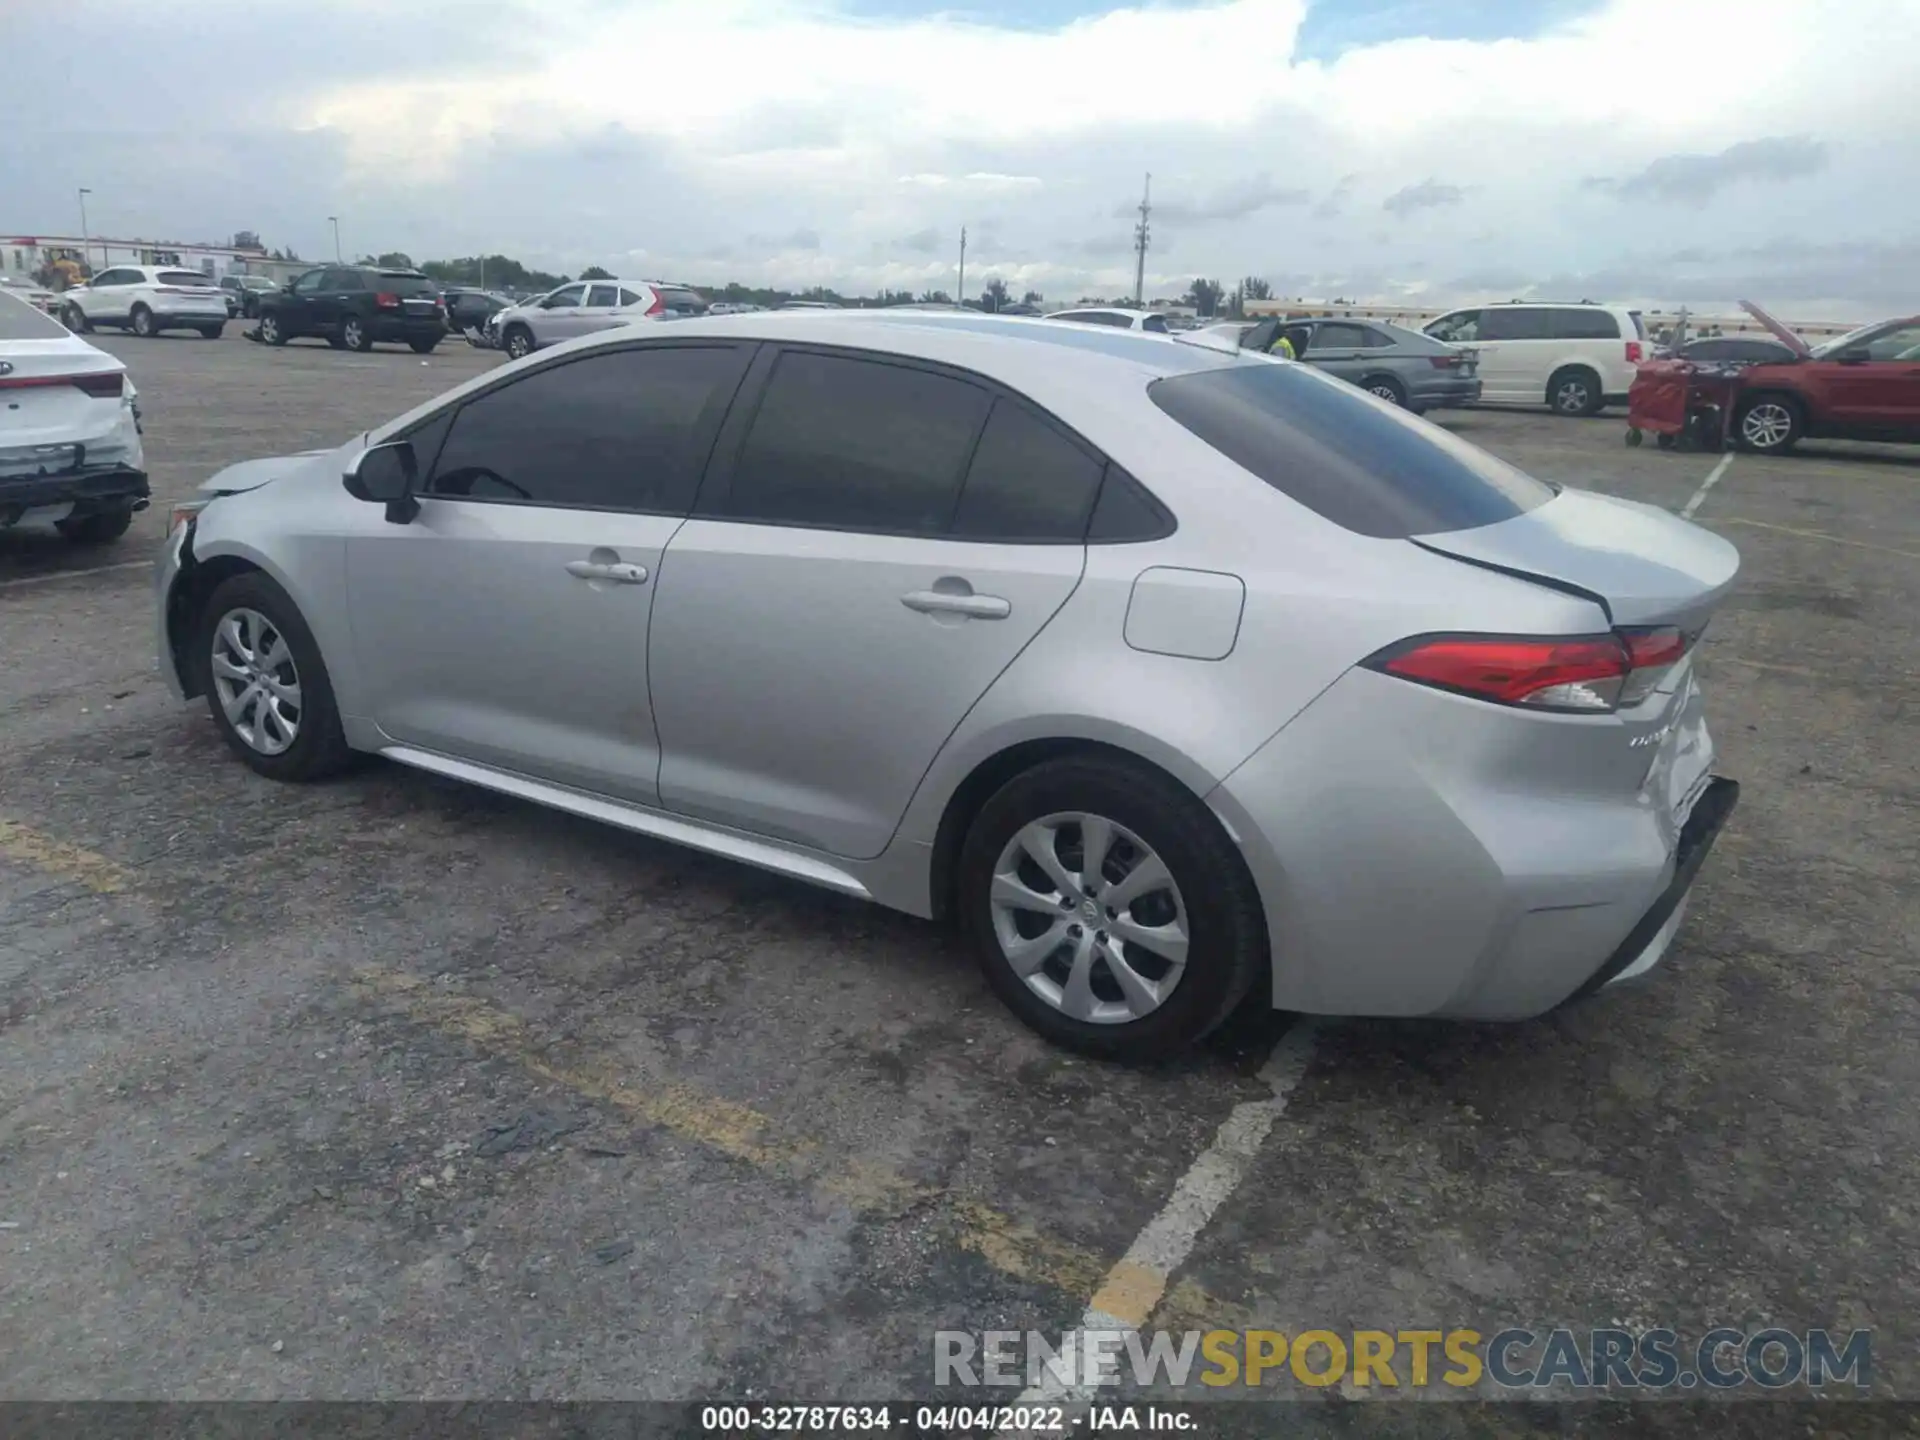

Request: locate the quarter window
(427, 345), (746, 514)
(950, 399), (1105, 542)
(724, 351), (990, 534)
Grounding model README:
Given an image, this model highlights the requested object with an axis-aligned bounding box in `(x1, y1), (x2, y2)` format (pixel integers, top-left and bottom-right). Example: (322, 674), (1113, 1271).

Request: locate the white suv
(1422, 302), (1648, 416)
(490, 280), (708, 360)
(60, 265), (229, 339)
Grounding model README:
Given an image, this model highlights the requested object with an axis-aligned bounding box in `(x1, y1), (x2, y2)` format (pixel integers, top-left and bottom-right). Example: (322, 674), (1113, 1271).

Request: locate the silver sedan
(155, 311), (1740, 1060)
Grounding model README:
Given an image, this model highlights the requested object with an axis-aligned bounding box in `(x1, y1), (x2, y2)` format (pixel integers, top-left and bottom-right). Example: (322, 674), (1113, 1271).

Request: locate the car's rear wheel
(130, 304), (157, 338)
(341, 316), (374, 352)
(1736, 394), (1802, 455)
(1548, 366), (1603, 416)
(503, 324), (534, 361)
(259, 313), (287, 346)
(1362, 374), (1407, 407)
(197, 572), (352, 782)
(958, 755), (1265, 1062)
(55, 505), (134, 545)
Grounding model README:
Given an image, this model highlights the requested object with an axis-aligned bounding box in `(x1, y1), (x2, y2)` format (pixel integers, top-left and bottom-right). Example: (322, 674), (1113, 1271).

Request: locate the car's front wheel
(503, 324), (534, 360)
(197, 572), (353, 781)
(958, 754), (1266, 1062)
(1736, 394), (1802, 455)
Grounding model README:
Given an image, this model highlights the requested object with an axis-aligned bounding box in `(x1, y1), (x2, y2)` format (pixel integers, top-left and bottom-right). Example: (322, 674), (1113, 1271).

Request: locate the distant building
(1, 234), (269, 288)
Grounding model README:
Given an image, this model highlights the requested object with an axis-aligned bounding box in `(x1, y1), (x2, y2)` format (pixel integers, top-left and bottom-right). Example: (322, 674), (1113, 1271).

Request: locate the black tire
(1735, 393), (1802, 455)
(55, 506), (134, 545)
(131, 304), (158, 337)
(242, 298), (258, 319)
(62, 304), (91, 333)
(958, 755), (1267, 1062)
(199, 323), (224, 339)
(1625, 427), (1643, 447)
(1547, 366), (1603, 417)
(409, 337), (438, 355)
(326, 332), (348, 350)
(503, 324), (534, 361)
(195, 571), (353, 782)
(1361, 374), (1407, 407)
(1656, 432), (1677, 450)
(342, 315), (374, 353)
(259, 312), (288, 346)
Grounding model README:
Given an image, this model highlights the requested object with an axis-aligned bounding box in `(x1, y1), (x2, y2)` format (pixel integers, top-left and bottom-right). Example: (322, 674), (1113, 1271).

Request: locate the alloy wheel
(1367, 382), (1402, 405)
(210, 608), (302, 756)
(1741, 402), (1793, 451)
(260, 315), (280, 343)
(344, 319), (365, 350)
(1554, 378), (1592, 413)
(506, 329), (531, 360)
(988, 812), (1190, 1025)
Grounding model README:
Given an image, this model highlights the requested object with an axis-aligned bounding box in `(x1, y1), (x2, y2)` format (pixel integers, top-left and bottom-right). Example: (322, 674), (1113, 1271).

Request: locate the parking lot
(2, 327), (1917, 1413)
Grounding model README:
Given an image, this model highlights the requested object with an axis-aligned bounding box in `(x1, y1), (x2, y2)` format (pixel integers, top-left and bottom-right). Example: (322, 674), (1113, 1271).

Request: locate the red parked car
(1730, 301), (1920, 454)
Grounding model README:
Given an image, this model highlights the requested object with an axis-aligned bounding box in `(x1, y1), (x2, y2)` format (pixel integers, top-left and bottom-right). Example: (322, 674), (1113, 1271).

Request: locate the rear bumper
(368, 315), (446, 341)
(1411, 376), (1483, 408)
(0, 464), (149, 524)
(153, 309), (227, 325)
(1208, 666), (1732, 1020)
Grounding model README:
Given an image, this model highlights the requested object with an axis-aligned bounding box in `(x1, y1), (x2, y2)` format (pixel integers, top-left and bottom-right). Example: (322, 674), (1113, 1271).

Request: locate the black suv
(254, 267), (447, 353)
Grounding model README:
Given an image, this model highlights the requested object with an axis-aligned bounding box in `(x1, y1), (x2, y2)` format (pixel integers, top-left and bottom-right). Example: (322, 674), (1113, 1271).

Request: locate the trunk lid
(1412, 485), (1740, 632)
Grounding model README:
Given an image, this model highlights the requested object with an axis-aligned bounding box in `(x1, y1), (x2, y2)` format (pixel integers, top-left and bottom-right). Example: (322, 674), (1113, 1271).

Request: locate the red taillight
(1617, 625), (1693, 706)
(1365, 634), (1630, 712)
(1428, 355), (1462, 369)
(645, 294), (665, 316)
(375, 292), (400, 309)
(71, 371), (124, 398)
(1625, 341), (1644, 362)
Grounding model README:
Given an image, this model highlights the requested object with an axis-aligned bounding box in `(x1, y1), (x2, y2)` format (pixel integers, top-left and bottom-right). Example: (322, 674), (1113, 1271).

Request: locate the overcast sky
(5, 0), (1918, 315)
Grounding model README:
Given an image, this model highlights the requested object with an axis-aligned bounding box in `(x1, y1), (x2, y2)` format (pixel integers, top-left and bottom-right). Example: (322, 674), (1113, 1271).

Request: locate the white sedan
(1043, 306), (1174, 333)
(0, 288), (147, 544)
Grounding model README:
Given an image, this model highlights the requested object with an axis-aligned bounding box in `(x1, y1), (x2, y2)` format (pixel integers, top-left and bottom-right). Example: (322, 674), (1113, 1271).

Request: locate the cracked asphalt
(1, 329), (1915, 1422)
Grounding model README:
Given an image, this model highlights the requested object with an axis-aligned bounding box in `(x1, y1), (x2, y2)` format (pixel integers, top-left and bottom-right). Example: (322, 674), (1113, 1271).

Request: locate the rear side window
(1479, 308), (1550, 340)
(334, 272), (367, 292)
(157, 270), (209, 287)
(1548, 308), (1621, 340)
(1143, 315), (1170, 333)
(1147, 362), (1554, 539)
(586, 284), (620, 308)
(725, 351), (989, 534)
(428, 345), (746, 514)
(949, 399), (1105, 542)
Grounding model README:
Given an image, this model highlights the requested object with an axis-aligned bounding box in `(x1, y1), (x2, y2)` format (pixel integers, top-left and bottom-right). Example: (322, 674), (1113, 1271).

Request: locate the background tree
(579, 265), (614, 281)
(1021, 289), (1044, 307)
(1241, 275), (1273, 301)
(918, 289), (952, 304)
(981, 277), (1011, 313)
(1187, 278), (1224, 317)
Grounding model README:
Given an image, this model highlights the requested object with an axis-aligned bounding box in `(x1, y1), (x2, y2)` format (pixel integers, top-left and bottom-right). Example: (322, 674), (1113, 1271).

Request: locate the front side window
(1859, 323), (1920, 360)
(292, 271), (328, 295)
(949, 399), (1105, 542)
(724, 351), (990, 534)
(544, 285), (586, 308)
(1426, 310), (1481, 343)
(427, 345), (746, 513)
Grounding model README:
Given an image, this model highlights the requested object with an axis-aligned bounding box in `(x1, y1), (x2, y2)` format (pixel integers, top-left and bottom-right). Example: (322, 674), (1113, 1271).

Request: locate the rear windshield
(159, 271), (213, 287)
(375, 273), (435, 296)
(1147, 361), (1555, 538)
(655, 288), (706, 313)
(0, 290), (69, 340)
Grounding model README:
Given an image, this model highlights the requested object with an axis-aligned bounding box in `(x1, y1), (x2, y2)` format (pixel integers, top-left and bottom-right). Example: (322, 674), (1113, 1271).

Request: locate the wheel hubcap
(211, 608), (302, 756)
(989, 812), (1190, 1025)
(1369, 384), (1399, 403)
(346, 322), (362, 345)
(1556, 380), (1588, 412)
(1743, 403), (1791, 448)
(509, 333), (527, 357)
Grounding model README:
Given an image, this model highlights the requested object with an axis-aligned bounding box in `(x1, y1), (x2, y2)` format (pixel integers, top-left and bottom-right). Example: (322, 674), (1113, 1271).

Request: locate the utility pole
(1133, 173), (1151, 308)
(77, 188), (93, 272)
(328, 215), (342, 262)
(957, 226), (967, 307)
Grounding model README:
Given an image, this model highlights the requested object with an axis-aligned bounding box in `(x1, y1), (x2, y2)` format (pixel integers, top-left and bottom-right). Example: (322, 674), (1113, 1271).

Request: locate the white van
(1422, 302), (1649, 416)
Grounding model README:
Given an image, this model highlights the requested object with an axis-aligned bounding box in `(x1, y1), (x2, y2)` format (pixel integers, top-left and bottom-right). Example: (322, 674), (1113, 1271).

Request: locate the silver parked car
(155, 312), (1740, 1060)
(490, 279), (708, 359)
(1196, 317), (1481, 413)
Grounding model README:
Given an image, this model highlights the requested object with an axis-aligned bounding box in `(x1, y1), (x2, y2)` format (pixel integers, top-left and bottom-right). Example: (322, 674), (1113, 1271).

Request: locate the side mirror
(343, 440), (420, 524)
(1836, 346), (1871, 364)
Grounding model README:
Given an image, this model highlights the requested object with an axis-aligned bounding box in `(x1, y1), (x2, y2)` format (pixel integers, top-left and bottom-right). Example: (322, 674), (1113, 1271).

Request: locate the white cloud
(7, 0), (1919, 313)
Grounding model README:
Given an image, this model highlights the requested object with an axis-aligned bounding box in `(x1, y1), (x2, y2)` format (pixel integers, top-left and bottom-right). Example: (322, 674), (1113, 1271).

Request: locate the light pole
(78, 188), (93, 273)
(957, 226), (966, 307)
(328, 216), (342, 262)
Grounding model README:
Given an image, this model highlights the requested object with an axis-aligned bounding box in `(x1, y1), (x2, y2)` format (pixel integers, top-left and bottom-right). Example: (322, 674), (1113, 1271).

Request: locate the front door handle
(901, 589), (1011, 620)
(565, 560), (649, 584)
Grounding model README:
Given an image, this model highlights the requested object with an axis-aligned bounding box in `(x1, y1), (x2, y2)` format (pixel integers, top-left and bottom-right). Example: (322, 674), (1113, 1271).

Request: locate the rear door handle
(565, 560), (649, 584)
(901, 590), (1011, 620)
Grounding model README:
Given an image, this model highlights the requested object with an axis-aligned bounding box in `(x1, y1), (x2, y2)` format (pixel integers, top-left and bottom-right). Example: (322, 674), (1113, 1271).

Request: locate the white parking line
(1679, 452), (1735, 520)
(0, 559), (148, 591)
(998, 1021), (1320, 1433)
